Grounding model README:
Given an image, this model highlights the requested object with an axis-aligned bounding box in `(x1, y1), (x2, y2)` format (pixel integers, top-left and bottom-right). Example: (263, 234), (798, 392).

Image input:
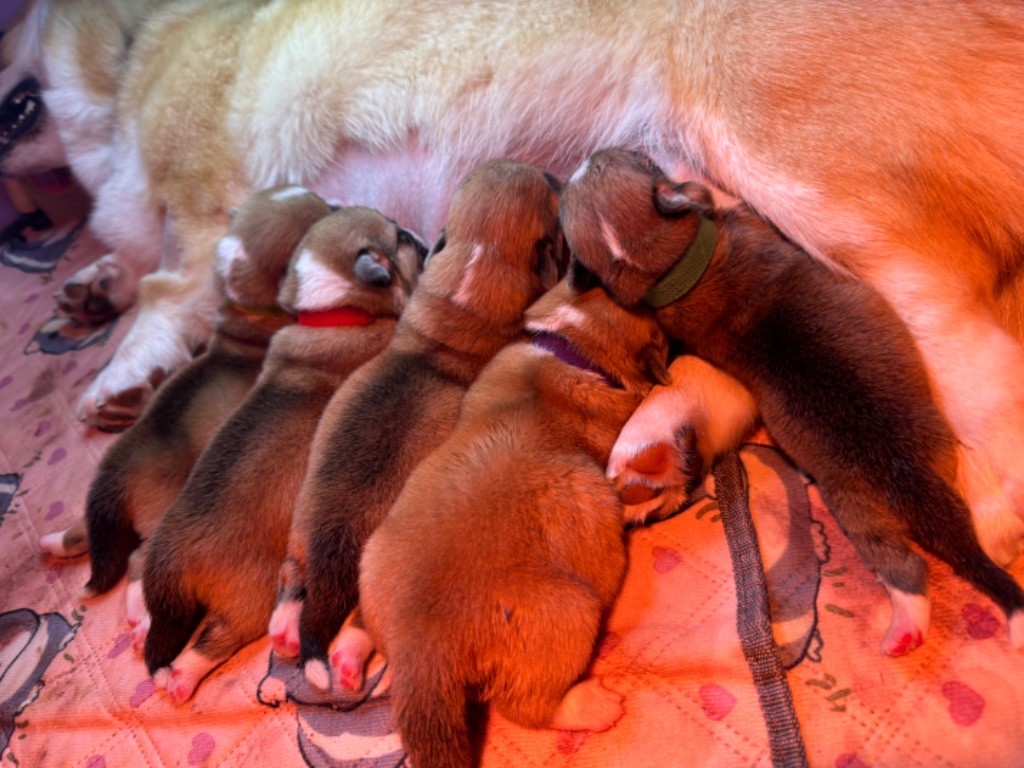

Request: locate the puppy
(138, 207), (425, 704)
(39, 185), (332, 637)
(608, 354), (759, 522)
(359, 281), (669, 768)
(269, 159), (566, 690)
(561, 148), (1024, 655)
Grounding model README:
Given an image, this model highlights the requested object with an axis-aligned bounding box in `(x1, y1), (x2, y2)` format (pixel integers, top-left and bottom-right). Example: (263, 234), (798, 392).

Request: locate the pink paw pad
(330, 652), (362, 691)
(166, 668), (198, 705)
(883, 630), (924, 656)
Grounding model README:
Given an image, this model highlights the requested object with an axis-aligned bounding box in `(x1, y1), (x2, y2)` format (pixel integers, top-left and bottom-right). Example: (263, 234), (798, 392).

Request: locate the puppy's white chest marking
(294, 248), (357, 311)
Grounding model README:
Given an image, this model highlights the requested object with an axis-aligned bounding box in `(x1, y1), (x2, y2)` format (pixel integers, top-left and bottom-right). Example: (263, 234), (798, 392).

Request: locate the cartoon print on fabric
(0, 475), (20, 526)
(23, 315), (116, 356)
(258, 654), (404, 767)
(0, 609), (78, 755)
(743, 442), (830, 668)
(0, 221), (83, 274)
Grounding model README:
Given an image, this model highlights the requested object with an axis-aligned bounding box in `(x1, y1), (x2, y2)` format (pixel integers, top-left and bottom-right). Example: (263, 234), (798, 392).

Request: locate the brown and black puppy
(270, 159), (566, 690)
(40, 185), (332, 636)
(359, 281), (668, 768)
(138, 207), (426, 704)
(561, 147), (1024, 655)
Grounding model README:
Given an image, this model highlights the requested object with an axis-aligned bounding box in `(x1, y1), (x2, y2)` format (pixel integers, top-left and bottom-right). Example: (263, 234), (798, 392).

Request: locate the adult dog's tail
(83, 465), (140, 594)
(392, 645), (474, 768)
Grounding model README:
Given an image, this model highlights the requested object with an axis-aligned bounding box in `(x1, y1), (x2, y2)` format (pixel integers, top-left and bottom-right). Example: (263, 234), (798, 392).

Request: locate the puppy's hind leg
(327, 607), (375, 692)
(160, 617), (242, 705)
(898, 478), (1024, 650)
(819, 484), (930, 656)
(268, 553), (304, 659)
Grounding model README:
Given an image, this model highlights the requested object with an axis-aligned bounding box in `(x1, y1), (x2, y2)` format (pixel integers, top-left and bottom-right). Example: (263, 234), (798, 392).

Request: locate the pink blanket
(1, 217), (1022, 767)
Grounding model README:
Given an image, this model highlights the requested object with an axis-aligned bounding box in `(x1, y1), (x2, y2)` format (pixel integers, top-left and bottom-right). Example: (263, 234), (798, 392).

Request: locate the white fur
(452, 244), (486, 307)
(293, 248), (355, 311)
(304, 657), (332, 691)
(568, 156), (591, 185)
(38, 531), (70, 557)
(164, 648), (218, 704)
(269, 185), (310, 200)
(599, 217), (628, 263)
(1009, 611), (1024, 650)
(214, 235), (247, 303)
(879, 581), (930, 656)
(267, 599), (302, 658)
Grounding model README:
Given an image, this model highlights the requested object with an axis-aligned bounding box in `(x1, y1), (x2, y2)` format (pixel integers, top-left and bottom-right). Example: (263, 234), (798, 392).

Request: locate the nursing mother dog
(3, 1), (1024, 561)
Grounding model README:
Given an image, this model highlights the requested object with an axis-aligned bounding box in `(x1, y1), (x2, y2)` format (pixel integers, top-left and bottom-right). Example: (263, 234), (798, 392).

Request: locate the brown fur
(561, 147), (1024, 652)
(359, 282), (668, 768)
(276, 160), (566, 686)
(62, 186), (331, 600)
(140, 207), (424, 703)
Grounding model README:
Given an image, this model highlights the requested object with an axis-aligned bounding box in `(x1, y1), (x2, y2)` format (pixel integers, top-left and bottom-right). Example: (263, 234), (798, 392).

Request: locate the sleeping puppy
(40, 185), (332, 639)
(608, 354), (759, 522)
(359, 281), (669, 768)
(560, 148), (1024, 655)
(269, 159), (566, 690)
(139, 207), (425, 704)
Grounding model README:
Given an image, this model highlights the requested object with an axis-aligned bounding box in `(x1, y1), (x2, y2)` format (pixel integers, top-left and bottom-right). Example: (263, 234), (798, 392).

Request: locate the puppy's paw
(268, 599), (302, 658)
(1008, 611), (1024, 651)
(958, 446), (1024, 567)
(880, 586), (929, 657)
(328, 624), (375, 692)
(130, 617), (151, 656)
(303, 657), (332, 692)
(165, 666), (201, 705)
(39, 528), (88, 558)
(56, 253), (136, 324)
(550, 678), (624, 733)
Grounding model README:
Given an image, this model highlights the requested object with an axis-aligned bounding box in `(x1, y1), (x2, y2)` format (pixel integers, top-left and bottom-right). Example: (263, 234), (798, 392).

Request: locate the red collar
(297, 306), (376, 327)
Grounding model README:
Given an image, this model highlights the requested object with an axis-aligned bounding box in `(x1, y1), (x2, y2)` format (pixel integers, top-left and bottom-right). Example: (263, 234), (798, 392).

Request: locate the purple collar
(531, 331), (621, 389)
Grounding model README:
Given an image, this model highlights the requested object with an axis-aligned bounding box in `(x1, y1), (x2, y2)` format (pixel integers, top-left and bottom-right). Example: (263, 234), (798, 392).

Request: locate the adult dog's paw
(77, 311), (189, 429)
(56, 253), (138, 324)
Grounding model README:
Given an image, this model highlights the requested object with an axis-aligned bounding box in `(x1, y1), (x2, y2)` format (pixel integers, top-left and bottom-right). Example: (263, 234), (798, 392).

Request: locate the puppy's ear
(640, 341), (671, 386)
(536, 233), (566, 291)
(355, 251), (392, 286)
(654, 178), (714, 218)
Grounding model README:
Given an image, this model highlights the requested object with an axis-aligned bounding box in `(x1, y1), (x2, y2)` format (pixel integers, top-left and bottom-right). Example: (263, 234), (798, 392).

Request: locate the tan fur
(7, 0), (1024, 555)
(360, 282), (668, 767)
(277, 160), (566, 681)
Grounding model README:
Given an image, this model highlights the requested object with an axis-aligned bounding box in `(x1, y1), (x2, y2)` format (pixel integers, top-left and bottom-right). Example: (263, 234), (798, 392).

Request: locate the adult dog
(3, 0), (1024, 559)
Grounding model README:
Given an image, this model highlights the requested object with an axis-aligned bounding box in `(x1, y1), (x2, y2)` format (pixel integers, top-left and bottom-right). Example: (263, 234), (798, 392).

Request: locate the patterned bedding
(1, 202), (1022, 768)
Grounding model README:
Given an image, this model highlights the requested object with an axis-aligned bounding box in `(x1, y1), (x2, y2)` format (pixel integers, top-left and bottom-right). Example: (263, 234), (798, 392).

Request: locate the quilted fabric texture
(0, 217), (1022, 767)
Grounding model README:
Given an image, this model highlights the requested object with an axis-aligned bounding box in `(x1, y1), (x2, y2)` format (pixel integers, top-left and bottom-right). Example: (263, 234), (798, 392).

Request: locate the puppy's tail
(142, 549), (204, 675)
(391, 645), (474, 768)
(83, 466), (140, 595)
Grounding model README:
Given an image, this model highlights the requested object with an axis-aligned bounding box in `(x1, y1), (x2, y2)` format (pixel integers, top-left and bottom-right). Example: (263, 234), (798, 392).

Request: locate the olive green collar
(643, 216), (718, 309)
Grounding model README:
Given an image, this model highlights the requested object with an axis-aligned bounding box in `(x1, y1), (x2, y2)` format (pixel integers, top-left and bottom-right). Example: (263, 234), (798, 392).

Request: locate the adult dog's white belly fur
(6, 0), (1024, 559)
